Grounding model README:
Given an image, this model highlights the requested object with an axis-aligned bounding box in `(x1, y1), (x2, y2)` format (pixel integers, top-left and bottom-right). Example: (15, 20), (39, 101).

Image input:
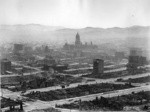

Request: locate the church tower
(75, 32), (81, 46)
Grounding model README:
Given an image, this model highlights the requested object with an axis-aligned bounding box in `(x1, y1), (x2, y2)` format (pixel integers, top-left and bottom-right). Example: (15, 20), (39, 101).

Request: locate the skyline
(0, 0), (150, 28)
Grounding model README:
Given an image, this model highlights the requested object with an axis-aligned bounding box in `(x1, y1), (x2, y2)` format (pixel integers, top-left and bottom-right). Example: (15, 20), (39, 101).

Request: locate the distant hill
(0, 24), (149, 50)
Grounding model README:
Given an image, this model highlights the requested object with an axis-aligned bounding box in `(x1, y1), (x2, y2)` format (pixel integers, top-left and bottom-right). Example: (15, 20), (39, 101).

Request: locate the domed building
(63, 32), (98, 51)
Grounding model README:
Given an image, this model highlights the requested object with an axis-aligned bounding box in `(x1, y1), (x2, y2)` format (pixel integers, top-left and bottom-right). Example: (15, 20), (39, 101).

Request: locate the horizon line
(0, 24), (149, 29)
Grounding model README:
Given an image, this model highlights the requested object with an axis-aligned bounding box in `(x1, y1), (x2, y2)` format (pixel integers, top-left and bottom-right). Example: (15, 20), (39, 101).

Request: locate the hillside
(0, 24), (149, 49)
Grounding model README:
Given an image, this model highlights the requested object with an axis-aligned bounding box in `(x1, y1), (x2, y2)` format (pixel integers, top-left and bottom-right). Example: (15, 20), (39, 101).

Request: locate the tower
(75, 33), (81, 46)
(93, 59), (104, 76)
(1, 59), (11, 75)
(127, 48), (147, 74)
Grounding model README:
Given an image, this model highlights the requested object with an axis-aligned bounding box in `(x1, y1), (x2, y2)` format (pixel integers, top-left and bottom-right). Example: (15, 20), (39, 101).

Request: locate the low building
(52, 64), (68, 72)
(13, 44), (24, 54)
(37, 56), (56, 66)
(115, 52), (125, 60)
(43, 64), (68, 72)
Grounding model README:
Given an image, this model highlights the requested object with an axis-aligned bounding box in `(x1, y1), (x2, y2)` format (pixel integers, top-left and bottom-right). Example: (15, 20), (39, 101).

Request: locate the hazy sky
(0, 0), (150, 28)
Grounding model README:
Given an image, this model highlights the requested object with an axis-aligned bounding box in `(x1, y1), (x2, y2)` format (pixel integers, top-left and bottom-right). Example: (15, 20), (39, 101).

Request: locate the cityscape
(0, 0), (150, 112)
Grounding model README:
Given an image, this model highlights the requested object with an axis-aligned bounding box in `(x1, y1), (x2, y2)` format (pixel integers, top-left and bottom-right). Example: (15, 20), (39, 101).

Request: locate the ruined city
(0, 0), (150, 112)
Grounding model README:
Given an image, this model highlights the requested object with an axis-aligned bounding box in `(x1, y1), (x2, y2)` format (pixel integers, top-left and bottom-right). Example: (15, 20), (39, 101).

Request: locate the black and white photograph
(0, 0), (150, 111)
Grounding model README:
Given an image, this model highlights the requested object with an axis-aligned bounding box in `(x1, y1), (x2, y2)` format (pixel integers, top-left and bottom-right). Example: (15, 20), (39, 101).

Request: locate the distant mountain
(0, 24), (149, 50)
(0, 24), (63, 31)
(0, 24), (64, 44)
